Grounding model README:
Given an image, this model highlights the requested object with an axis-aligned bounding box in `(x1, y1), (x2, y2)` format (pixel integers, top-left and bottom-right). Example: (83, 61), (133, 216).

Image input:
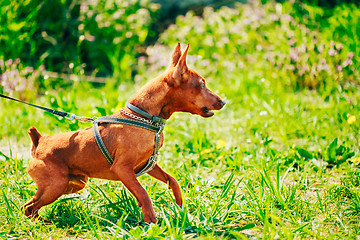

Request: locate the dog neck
(125, 74), (175, 120)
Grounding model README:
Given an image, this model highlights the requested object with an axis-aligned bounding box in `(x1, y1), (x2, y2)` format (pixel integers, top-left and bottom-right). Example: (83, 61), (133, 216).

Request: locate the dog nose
(219, 99), (226, 107)
(213, 99), (226, 110)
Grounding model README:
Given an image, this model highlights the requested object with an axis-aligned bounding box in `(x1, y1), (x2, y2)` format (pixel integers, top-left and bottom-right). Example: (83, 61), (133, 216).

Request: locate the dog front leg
(111, 164), (157, 223)
(147, 164), (183, 207)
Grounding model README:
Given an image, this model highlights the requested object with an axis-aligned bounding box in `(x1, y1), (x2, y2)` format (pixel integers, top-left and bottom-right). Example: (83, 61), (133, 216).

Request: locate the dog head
(166, 43), (225, 118)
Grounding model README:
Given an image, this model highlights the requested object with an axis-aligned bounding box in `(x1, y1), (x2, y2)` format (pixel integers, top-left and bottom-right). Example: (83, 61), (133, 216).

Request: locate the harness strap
(92, 121), (113, 165)
(92, 116), (164, 177)
(94, 116), (161, 132)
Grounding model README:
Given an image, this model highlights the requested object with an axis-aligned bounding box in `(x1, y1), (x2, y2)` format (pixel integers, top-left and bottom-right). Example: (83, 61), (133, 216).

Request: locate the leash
(0, 93), (166, 177)
(0, 93), (94, 122)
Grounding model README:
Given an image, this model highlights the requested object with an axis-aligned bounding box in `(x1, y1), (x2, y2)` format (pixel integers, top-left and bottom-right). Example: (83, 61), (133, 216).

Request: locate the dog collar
(126, 102), (166, 124)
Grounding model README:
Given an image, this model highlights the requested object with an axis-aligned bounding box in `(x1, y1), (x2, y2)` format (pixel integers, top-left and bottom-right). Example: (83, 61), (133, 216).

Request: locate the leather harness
(92, 103), (166, 177)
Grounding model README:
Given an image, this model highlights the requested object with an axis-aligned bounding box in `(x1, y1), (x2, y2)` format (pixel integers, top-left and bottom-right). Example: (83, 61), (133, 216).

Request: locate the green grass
(1, 74), (360, 238)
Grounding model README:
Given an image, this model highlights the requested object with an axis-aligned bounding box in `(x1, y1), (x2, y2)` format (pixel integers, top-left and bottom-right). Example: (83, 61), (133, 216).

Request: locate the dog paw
(143, 215), (157, 224)
(142, 209), (157, 223)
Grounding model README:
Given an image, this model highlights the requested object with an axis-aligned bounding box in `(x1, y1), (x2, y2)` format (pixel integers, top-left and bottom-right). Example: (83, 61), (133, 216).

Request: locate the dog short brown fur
(23, 43), (225, 223)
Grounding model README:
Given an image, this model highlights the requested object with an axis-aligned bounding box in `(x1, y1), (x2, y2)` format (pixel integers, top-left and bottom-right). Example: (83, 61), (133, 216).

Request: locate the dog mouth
(201, 107), (214, 117)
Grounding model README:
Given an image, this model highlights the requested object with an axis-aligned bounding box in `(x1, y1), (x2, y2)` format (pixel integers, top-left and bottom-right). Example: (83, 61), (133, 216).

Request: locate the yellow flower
(350, 157), (360, 163)
(216, 139), (227, 149)
(239, 220), (247, 225)
(348, 115), (356, 124)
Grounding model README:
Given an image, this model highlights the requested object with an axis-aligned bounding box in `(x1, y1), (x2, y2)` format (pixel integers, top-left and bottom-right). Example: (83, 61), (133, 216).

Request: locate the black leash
(0, 93), (93, 121)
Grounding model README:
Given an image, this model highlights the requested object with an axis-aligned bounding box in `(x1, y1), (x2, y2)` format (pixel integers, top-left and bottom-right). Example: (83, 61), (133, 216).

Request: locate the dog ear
(173, 44), (189, 80)
(171, 43), (182, 67)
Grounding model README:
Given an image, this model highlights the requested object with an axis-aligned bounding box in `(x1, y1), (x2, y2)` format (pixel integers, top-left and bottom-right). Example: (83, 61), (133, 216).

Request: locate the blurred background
(1, 0), (359, 98)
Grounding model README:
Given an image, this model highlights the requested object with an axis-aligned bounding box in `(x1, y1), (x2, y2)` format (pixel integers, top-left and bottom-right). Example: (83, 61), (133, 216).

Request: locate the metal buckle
(66, 113), (95, 122)
(65, 113), (76, 120)
(151, 115), (164, 124)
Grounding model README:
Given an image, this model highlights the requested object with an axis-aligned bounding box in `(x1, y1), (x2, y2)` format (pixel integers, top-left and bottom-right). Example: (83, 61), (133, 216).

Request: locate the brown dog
(23, 43), (225, 223)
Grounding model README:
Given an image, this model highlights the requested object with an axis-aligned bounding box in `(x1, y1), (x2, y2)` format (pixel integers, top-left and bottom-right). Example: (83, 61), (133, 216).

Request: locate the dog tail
(28, 127), (41, 157)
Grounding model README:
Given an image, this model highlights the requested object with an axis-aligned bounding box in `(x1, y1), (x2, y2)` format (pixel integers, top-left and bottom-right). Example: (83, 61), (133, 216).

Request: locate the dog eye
(200, 82), (205, 89)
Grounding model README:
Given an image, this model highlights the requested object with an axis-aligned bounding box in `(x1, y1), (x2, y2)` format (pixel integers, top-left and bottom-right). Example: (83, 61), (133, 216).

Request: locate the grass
(0, 70), (360, 239)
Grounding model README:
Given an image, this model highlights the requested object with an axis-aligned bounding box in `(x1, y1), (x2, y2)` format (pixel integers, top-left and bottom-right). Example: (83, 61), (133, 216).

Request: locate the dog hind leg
(23, 159), (69, 220)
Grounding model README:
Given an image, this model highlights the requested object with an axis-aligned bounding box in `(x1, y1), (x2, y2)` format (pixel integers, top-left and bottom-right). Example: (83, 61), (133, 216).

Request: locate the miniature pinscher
(23, 43), (225, 223)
